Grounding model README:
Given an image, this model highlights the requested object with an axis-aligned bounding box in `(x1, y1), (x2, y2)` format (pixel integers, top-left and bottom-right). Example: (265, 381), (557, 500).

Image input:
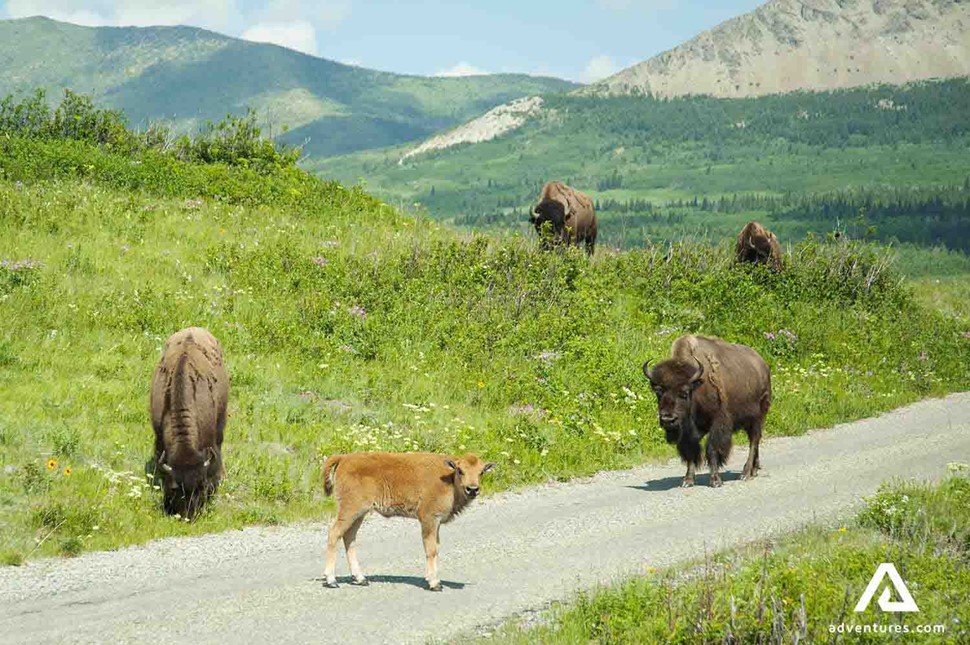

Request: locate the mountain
(588, 0), (970, 98)
(0, 17), (577, 158)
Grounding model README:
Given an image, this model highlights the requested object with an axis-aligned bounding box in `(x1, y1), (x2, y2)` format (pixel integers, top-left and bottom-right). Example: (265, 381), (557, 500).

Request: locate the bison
(736, 221), (783, 271)
(150, 327), (229, 518)
(642, 334), (771, 488)
(321, 451), (495, 591)
(529, 181), (597, 256)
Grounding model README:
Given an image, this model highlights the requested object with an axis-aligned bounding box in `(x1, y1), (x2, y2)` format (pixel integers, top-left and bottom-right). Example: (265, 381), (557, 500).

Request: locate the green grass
(481, 467), (970, 644)
(0, 17), (577, 159)
(1, 116), (969, 564)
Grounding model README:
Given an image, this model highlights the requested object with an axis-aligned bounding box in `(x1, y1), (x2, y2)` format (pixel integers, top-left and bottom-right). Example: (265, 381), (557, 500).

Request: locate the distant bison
(150, 327), (229, 518)
(642, 334), (771, 488)
(529, 181), (597, 256)
(736, 221), (783, 271)
(322, 452), (494, 591)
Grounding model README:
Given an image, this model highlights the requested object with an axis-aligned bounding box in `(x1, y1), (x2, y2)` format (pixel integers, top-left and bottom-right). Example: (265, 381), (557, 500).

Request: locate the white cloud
(435, 62), (489, 77)
(1, 0), (347, 39)
(242, 21), (317, 55)
(3, 0), (239, 31)
(580, 54), (620, 82)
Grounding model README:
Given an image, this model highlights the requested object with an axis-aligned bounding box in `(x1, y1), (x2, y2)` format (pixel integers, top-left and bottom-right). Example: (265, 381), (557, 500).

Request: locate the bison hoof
(323, 579), (339, 589)
(710, 477), (723, 488)
(351, 577), (369, 587)
(681, 478), (695, 488)
(428, 582), (443, 592)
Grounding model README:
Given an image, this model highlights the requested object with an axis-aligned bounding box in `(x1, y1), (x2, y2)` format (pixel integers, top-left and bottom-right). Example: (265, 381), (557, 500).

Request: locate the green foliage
(0, 90), (301, 173)
(488, 472), (970, 644)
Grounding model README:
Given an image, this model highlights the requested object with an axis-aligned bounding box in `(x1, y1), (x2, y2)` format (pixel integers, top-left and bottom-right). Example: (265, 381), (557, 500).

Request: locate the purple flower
(348, 305), (367, 319)
(311, 256), (328, 267)
(764, 332), (776, 341)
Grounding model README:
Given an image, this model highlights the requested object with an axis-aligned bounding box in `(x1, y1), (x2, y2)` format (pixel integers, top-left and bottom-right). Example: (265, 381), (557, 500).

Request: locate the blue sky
(0, 1), (765, 81)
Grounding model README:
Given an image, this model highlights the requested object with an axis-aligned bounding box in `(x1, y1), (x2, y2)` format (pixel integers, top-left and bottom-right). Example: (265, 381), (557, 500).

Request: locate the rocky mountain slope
(589, 0), (970, 98)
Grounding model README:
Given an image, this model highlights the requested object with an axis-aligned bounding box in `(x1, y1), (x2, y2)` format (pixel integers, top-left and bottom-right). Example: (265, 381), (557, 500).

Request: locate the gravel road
(2, 393), (968, 644)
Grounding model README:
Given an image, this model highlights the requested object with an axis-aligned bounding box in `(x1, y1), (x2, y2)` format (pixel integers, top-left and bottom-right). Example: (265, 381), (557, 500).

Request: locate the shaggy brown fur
(321, 451), (495, 591)
(530, 181), (598, 256)
(150, 327), (228, 518)
(643, 335), (771, 488)
(736, 221), (783, 272)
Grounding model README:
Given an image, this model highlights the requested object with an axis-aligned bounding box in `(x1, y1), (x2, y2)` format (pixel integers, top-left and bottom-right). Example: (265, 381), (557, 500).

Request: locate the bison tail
(322, 455), (341, 496)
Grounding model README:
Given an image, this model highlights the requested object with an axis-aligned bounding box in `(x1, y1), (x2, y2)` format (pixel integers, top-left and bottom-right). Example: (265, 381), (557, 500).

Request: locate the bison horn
(748, 238), (757, 250)
(692, 356), (705, 381)
(641, 359), (654, 381)
(161, 463), (173, 473)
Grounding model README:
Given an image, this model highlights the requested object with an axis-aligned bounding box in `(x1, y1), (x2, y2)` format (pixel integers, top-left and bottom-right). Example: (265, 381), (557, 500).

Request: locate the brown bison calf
(643, 335), (771, 488)
(736, 221), (783, 271)
(321, 452), (495, 591)
(530, 180), (598, 256)
(150, 327), (229, 518)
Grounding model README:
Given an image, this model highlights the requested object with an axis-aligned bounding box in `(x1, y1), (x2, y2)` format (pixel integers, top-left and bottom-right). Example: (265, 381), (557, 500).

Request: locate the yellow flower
(477, 381), (485, 389)
(63, 467), (73, 477)
(838, 526), (847, 533)
(46, 458), (57, 471)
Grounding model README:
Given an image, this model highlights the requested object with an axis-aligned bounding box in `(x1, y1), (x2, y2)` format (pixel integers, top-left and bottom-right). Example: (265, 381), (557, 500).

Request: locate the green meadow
(0, 93), (968, 563)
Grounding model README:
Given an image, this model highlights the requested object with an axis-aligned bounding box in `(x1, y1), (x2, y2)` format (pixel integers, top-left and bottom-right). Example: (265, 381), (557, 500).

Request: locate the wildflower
(121, 245), (130, 253)
(918, 351), (929, 362)
(961, 331), (970, 340)
(46, 458), (57, 471)
(63, 467), (73, 477)
(764, 332), (776, 341)
(838, 526), (847, 533)
(477, 381), (485, 389)
(348, 305), (367, 319)
(311, 255), (328, 267)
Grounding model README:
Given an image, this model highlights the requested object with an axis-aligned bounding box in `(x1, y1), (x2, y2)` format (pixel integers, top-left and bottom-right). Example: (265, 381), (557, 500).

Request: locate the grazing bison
(321, 452), (495, 591)
(150, 327), (229, 518)
(736, 221), (783, 271)
(529, 181), (597, 256)
(642, 334), (771, 488)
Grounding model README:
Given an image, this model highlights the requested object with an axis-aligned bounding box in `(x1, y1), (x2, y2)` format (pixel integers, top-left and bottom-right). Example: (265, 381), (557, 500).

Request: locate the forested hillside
(0, 17), (576, 159)
(314, 79), (970, 255)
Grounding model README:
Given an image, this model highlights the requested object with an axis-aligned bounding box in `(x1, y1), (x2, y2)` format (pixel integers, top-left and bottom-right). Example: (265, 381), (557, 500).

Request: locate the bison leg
(421, 517), (442, 591)
(705, 425), (733, 488)
(343, 514), (368, 586)
(742, 421), (764, 480)
(682, 462), (696, 487)
(324, 511), (359, 588)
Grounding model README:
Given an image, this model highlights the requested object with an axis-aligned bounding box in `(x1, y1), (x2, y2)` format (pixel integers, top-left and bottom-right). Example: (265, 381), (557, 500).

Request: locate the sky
(0, 1), (766, 82)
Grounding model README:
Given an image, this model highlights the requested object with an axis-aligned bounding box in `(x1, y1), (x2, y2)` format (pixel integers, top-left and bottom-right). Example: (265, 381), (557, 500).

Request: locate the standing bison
(642, 334), (771, 488)
(736, 221), (783, 271)
(150, 327), (229, 518)
(529, 181), (597, 256)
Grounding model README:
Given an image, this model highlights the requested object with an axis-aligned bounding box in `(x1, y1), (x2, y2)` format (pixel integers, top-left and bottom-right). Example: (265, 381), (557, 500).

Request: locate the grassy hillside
(0, 17), (577, 159)
(313, 79), (970, 261)
(485, 468), (970, 643)
(1, 95), (968, 563)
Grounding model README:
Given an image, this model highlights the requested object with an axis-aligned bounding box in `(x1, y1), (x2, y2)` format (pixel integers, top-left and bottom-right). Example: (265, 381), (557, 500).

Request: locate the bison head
(642, 357), (705, 443)
(530, 199), (567, 246)
(741, 233), (775, 264)
(157, 447), (220, 517)
(444, 453), (495, 499)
